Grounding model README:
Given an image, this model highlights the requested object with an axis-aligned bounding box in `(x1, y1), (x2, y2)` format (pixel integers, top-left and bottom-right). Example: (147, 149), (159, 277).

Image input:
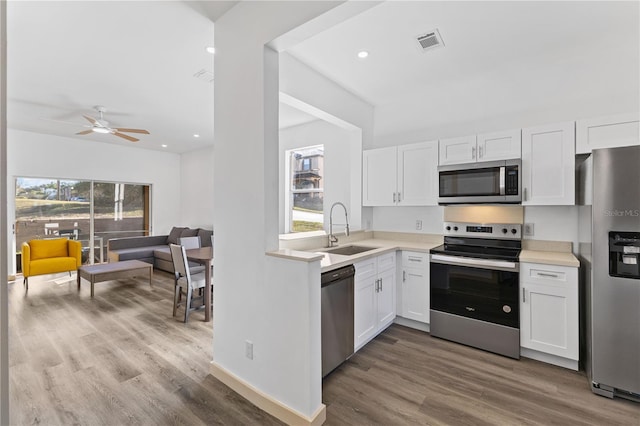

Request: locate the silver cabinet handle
(397, 192), (402, 202)
(393, 192), (396, 203)
(523, 187), (527, 201)
(522, 288), (526, 303)
(537, 272), (559, 278)
(375, 278), (380, 292)
(472, 146), (476, 159)
(403, 271), (406, 282)
(479, 146), (483, 158)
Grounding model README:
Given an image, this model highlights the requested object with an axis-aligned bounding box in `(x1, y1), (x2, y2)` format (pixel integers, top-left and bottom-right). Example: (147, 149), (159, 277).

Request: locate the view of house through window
(288, 145), (324, 232)
(15, 177), (151, 265)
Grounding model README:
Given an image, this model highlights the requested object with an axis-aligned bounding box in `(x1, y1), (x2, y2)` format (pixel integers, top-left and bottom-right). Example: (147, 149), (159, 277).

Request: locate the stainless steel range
(430, 222), (522, 359)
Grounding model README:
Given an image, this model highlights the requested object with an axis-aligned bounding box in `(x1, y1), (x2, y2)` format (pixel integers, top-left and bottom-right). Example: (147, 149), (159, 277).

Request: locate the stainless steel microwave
(438, 159), (522, 204)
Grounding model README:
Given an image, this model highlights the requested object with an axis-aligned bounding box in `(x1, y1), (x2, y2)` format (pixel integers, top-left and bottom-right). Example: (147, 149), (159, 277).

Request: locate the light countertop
(519, 250), (580, 268)
(269, 235), (579, 271)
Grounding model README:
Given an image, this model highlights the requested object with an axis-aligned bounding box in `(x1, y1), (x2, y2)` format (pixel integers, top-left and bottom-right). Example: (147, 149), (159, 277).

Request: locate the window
(15, 177), (150, 264)
(287, 145), (324, 233)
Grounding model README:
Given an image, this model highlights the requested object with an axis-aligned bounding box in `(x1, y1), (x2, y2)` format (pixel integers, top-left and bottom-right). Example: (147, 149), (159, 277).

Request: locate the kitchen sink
(321, 245), (377, 256)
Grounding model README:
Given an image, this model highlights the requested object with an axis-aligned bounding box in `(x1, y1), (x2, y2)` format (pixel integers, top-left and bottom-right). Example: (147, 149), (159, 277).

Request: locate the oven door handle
(430, 254), (519, 272)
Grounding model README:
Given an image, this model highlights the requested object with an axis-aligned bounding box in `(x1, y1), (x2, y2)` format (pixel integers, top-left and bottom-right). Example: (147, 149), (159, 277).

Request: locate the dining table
(185, 246), (214, 322)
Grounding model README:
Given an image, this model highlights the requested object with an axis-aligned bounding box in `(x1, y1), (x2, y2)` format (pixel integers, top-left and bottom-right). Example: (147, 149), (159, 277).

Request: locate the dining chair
(178, 235), (201, 249)
(169, 243), (206, 323)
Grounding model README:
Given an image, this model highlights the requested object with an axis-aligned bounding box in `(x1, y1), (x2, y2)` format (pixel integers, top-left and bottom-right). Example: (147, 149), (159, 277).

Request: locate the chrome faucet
(328, 202), (350, 247)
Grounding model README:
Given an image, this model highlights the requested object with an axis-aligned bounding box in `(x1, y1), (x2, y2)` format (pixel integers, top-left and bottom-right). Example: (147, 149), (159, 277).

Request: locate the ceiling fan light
(92, 127), (110, 134)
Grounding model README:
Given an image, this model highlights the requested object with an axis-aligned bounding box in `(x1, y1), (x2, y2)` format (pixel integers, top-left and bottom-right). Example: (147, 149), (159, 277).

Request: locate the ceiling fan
(73, 106), (150, 142)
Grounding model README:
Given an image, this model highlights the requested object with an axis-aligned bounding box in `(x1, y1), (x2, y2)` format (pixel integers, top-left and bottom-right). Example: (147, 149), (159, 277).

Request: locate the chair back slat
(169, 244), (190, 279)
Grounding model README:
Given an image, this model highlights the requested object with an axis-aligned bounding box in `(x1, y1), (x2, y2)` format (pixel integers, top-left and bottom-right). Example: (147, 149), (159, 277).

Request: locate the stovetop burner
(431, 221), (522, 262)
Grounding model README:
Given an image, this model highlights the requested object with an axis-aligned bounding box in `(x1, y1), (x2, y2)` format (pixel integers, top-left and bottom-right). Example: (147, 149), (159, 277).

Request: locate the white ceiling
(8, 1), (218, 153)
(7, 1), (639, 153)
(288, 1), (639, 137)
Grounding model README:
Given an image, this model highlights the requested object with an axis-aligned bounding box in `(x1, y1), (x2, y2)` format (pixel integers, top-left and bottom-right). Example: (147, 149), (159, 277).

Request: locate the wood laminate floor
(9, 271), (640, 425)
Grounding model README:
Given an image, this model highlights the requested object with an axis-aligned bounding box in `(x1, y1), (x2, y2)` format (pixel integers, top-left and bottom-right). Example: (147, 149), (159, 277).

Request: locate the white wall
(180, 146), (214, 230)
(524, 206), (580, 252)
(212, 2), (349, 421)
(6, 129), (182, 273)
(279, 119), (357, 234)
(0, 2), (8, 422)
(280, 52), (374, 230)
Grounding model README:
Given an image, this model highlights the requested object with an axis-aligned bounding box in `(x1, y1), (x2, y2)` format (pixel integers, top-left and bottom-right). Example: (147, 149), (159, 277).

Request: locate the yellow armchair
(22, 238), (82, 290)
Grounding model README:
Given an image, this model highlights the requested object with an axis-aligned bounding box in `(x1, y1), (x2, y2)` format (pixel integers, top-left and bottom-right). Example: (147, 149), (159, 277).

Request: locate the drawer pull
(537, 272), (559, 278)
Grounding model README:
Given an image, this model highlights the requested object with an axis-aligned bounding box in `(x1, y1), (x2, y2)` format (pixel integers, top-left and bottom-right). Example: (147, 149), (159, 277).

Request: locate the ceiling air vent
(193, 69), (214, 84)
(416, 29), (444, 52)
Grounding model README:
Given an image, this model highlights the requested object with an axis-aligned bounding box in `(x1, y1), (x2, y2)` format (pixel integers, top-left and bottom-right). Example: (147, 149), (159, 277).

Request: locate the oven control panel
(444, 222), (522, 239)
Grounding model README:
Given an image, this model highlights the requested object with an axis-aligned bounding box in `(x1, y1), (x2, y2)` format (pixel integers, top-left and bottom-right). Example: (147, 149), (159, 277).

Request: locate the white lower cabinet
(354, 252), (396, 350)
(520, 262), (578, 368)
(399, 251), (429, 323)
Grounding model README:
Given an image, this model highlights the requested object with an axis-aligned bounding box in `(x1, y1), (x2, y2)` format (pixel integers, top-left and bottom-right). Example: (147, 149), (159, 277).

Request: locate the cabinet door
(376, 266), (396, 330)
(522, 122), (575, 205)
(354, 259), (377, 349)
(476, 129), (521, 161)
(362, 147), (397, 206)
(438, 135), (477, 165)
(521, 282), (578, 360)
(576, 112), (639, 154)
(401, 252), (429, 323)
(397, 140), (439, 206)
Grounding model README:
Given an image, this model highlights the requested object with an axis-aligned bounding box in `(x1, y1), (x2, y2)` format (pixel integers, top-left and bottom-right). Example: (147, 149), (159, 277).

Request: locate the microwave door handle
(499, 166), (506, 196)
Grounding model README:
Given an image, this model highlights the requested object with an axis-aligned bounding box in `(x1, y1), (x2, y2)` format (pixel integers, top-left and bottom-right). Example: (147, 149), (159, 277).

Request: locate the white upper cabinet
(438, 135), (477, 165)
(576, 112), (640, 154)
(363, 141), (438, 207)
(476, 129), (522, 161)
(521, 122), (575, 205)
(440, 130), (521, 165)
(397, 141), (439, 206)
(362, 146), (397, 206)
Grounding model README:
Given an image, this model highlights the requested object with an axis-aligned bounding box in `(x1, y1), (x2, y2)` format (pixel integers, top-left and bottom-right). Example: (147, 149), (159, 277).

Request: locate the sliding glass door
(15, 177), (151, 265)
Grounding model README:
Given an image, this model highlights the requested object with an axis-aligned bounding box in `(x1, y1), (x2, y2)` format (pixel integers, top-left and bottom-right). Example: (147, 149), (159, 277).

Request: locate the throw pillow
(167, 227), (187, 244)
(197, 229), (214, 247)
(181, 228), (199, 238)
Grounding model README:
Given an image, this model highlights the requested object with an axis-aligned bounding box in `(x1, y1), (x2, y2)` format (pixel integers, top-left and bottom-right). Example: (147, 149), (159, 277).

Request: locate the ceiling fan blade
(114, 132), (139, 142)
(114, 128), (150, 134)
(76, 130), (93, 135)
(82, 115), (97, 125)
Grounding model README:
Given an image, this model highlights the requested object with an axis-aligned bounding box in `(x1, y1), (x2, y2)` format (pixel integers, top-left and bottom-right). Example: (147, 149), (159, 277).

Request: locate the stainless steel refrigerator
(579, 145), (640, 401)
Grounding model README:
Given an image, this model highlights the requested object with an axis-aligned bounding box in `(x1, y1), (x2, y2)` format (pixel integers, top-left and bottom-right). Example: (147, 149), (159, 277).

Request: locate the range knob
(511, 228), (517, 235)
(502, 228), (508, 234)
(445, 226), (451, 231)
(453, 226), (459, 231)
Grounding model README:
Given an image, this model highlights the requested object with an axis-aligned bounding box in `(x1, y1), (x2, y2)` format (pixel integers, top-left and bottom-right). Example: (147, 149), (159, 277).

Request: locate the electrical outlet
(415, 220), (423, 230)
(524, 223), (534, 236)
(245, 340), (253, 360)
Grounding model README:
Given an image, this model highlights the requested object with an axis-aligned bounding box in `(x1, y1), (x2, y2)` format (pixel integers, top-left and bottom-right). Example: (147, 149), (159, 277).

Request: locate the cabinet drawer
(354, 258), (376, 280)
(402, 251), (428, 266)
(377, 252), (396, 272)
(521, 263), (577, 285)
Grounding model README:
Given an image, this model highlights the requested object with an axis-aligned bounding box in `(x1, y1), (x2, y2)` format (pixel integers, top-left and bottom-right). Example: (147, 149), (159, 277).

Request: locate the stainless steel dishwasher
(321, 265), (355, 377)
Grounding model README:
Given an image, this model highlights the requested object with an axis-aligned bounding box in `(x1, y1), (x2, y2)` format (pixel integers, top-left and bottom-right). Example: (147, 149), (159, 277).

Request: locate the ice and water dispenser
(609, 231), (640, 279)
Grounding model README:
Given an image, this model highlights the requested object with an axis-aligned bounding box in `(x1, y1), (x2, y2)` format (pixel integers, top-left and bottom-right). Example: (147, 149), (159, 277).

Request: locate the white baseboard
(209, 361), (326, 426)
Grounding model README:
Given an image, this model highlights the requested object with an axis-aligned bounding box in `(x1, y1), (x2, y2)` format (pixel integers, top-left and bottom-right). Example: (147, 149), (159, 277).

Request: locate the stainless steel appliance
(430, 222), (522, 359)
(438, 159), (521, 204)
(321, 265), (355, 377)
(579, 145), (640, 401)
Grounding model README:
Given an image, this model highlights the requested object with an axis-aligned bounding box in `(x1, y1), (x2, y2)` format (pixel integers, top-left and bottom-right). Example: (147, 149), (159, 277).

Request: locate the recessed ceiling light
(357, 50), (369, 59)
(161, 144), (168, 148)
(193, 134), (200, 138)
(206, 46), (215, 54)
